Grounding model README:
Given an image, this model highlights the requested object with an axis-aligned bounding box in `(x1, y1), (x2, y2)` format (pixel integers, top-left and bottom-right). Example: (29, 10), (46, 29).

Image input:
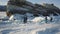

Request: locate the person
(50, 17), (53, 22)
(45, 16), (47, 23)
(24, 15), (27, 23)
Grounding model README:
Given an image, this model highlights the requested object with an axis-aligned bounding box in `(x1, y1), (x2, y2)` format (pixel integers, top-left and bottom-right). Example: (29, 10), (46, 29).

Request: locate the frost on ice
(0, 13), (60, 34)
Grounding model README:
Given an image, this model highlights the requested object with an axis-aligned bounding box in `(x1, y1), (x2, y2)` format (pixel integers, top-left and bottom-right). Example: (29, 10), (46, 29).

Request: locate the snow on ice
(0, 13), (60, 34)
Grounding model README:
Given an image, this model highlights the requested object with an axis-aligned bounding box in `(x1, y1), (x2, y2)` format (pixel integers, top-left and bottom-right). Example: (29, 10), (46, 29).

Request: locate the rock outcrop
(6, 0), (60, 17)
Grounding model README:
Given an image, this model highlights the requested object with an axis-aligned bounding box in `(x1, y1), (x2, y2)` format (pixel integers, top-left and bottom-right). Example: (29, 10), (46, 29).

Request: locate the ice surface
(0, 13), (60, 34)
(0, 12), (6, 19)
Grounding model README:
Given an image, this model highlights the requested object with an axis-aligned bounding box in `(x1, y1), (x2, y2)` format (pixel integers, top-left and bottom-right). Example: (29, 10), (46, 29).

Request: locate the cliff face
(42, 3), (60, 16)
(6, 0), (60, 17)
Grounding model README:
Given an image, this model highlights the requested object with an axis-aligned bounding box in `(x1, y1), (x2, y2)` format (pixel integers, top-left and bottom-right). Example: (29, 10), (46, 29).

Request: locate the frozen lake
(0, 12), (60, 34)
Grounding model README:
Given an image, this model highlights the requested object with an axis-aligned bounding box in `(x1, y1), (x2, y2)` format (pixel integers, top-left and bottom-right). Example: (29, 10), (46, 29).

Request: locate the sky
(0, 0), (60, 8)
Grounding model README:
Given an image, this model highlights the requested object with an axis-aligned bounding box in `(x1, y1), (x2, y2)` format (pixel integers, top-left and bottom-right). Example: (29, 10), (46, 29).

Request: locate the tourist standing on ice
(50, 17), (53, 22)
(45, 16), (48, 23)
(24, 14), (27, 23)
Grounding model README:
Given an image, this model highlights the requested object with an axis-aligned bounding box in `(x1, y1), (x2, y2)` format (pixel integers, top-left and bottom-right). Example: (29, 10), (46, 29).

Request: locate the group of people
(23, 16), (53, 23)
(45, 16), (53, 23)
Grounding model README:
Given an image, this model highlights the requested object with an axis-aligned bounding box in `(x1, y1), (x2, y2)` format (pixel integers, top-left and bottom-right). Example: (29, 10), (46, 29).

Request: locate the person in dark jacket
(24, 15), (27, 23)
(45, 16), (47, 23)
(50, 17), (53, 22)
